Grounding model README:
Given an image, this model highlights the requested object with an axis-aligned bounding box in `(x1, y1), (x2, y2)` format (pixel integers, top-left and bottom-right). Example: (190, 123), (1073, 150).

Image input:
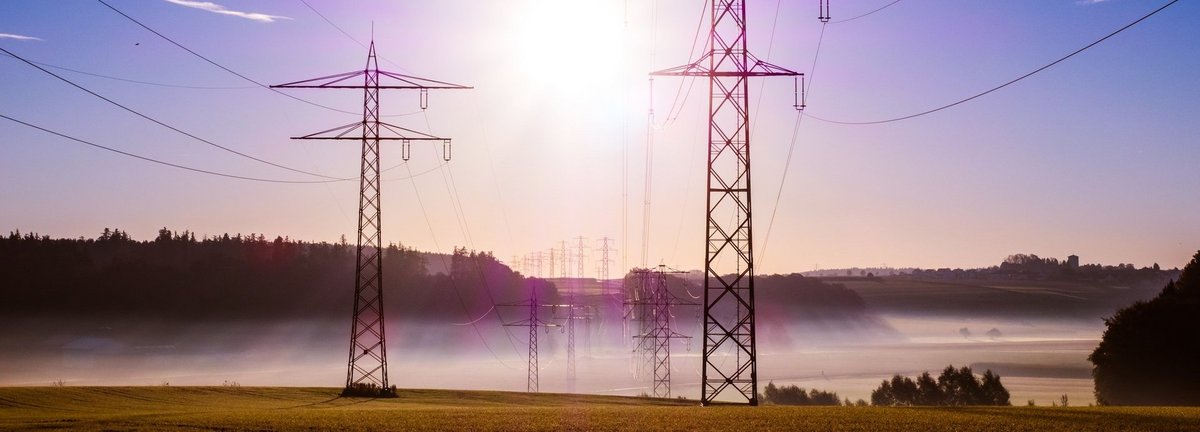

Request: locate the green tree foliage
(760, 382), (841, 406)
(871, 366), (1010, 406)
(1089, 251), (1200, 406)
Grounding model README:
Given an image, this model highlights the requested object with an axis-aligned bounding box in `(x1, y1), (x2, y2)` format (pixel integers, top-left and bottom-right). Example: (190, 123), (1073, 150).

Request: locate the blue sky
(1, 0), (1197, 272)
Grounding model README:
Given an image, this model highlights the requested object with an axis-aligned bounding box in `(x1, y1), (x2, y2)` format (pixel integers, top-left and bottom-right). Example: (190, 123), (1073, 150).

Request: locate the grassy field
(2, 387), (1199, 431)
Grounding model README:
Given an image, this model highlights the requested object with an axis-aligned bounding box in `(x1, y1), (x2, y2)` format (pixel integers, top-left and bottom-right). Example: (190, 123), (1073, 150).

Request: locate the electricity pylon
(568, 236), (588, 381)
(623, 268), (654, 379)
(501, 285), (563, 393)
(597, 237), (616, 295)
(628, 266), (694, 398)
(560, 240), (569, 278)
(535, 251), (544, 278)
(651, 0), (801, 405)
(272, 40), (470, 397)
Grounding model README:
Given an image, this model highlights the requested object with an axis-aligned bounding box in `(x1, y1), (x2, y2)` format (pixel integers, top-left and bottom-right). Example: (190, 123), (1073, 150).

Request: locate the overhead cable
(0, 46), (351, 181)
(809, 0), (1179, 125)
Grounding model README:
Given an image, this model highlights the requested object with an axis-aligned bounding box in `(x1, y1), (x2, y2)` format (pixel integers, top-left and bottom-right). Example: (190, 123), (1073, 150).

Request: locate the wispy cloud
(1076, 0), (1113, 5)
(164, 0), (291, 23)
(0, 33), (43, 41)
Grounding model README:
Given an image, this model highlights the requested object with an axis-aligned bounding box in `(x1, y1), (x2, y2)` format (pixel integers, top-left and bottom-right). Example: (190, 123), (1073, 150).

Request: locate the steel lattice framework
(272, 41), (470, 396)
(628, 266), (694, 398)
(624, 268), (653, 378)
(652, 0), (800, 405)
(501, 286), (562, 392)
(567, 236), (587, 381)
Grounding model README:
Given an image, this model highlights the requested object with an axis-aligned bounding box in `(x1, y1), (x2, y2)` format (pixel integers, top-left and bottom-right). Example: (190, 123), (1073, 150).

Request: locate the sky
(1, 0), (1198, 274)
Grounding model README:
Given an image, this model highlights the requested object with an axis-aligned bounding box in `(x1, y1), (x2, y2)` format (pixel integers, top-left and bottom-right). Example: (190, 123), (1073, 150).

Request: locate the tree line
(0, 228), (549, 323)
(871, 365), (1010, 406)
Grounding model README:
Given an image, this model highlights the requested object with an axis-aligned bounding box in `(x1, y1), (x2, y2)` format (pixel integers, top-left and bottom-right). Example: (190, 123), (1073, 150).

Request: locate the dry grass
(2, 386), (1198, 431)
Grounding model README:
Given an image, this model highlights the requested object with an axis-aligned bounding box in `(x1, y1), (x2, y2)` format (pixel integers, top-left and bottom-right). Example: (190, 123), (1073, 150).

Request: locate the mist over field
(0, 232), (1178, 405)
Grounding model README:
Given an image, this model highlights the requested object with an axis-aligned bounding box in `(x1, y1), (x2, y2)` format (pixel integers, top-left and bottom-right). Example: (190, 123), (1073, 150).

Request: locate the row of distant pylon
(512, 236), (617, 283)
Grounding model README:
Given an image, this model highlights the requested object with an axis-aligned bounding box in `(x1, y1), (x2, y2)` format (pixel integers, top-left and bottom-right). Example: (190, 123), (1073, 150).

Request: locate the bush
(871, 365), (1009, 406)
(1089, 251), (1200, 406)
(759, 382), (841, 406)
(341, 383), (397, 398)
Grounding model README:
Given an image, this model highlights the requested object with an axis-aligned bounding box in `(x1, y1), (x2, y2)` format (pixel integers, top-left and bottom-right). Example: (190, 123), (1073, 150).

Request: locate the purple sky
(2, 0), (1198, 272)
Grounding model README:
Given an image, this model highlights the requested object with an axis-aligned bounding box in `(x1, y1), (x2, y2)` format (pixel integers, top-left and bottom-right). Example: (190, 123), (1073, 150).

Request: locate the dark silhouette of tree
(889, 375), (919, 405)
(980, 370), (1011, 405)
(915, 371), (944, 405)
(871, 365), (1009, 406)
(1089, 250), (1200, 406)
(871, 379), (896, 406)
(939, 365), (984, 405)
(761, 382), (840, 406)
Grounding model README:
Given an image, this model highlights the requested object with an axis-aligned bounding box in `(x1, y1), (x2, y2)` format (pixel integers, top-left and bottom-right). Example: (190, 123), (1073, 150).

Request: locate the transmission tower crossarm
(650, 54), (802, 77)
(290, 121), (448, 141)
(270, 69), (472, 89)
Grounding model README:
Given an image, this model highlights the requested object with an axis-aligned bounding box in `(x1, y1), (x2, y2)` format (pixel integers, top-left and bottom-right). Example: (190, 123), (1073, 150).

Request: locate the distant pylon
(500, 285), (560, 392)
(631, 266), (694, 398)
(624, 268), (654, 379)
(569, 236), (588, 381)
(272, 40), (471, 397)
(597, 237), (616, 296)
(651, 0), (801, 405)
(560, 241), (569, 279)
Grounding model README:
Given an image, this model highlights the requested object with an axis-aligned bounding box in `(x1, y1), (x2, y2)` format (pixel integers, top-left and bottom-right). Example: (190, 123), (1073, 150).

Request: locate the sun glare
(511, 0), (627, 99)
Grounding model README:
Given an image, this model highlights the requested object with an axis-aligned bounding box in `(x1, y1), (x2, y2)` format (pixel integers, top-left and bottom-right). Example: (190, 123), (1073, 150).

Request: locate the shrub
(341, 382), (397, 398)
(760, 382), (841, 406)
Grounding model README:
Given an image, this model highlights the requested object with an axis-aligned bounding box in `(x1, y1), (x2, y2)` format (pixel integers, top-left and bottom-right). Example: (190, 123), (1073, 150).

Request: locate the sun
(509, 0), (627, 98)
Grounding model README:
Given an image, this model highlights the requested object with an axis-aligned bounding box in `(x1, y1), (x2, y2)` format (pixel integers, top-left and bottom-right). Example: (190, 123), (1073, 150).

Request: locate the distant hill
(826, 275), (1173, 321)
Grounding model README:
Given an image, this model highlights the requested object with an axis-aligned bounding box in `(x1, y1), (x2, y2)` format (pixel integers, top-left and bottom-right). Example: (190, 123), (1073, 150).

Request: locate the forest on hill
(0, 229), (873, 326)
(0, 228), (548, 323)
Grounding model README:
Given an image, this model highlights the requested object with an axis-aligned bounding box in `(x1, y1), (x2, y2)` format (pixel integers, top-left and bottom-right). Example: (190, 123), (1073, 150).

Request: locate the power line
(417, 107), (525, 362)
(298, 0), (363, 50)
(0, 52), (255, 89)
(95, 0), (414, 119)
(296, 0), (414, 75)
(0, 46), (351, 181)
(658, 0), (708, 129)
(808, 0), (1179, 126)
(402, 164), (522, 369)
(760, 22), (828, 270)
(0, 113), (339, 184)
(3, 110), (438, 185)
(830, 0), (902, 25)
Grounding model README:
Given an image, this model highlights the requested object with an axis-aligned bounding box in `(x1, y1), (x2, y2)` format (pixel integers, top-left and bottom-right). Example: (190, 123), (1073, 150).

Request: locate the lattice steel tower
(597, 237), (615, 295)
(501, 285), (560, 392)
(651, 0), (800, 405)
(272, 40), (470, 396)
(567, 236), (587, 381)
(630, 266), (694, 398)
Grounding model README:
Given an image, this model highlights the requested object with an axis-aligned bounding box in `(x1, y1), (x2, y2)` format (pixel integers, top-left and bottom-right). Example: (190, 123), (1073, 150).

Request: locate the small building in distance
(1067, 254), (1080, 270)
